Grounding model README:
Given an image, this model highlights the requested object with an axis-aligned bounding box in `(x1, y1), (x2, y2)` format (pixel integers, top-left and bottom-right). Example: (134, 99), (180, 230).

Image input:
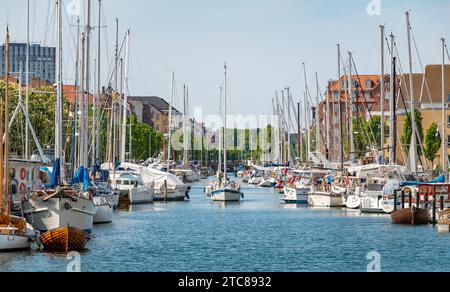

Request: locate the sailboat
(22, 1), (93, 252)
(0, 27), (36, 251)
(210, 64), (243, 202)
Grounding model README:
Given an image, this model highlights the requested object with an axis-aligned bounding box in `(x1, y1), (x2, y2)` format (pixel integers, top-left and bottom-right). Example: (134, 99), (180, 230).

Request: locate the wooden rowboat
(40, 226), (88, 252)
(391, 207), (430, 225)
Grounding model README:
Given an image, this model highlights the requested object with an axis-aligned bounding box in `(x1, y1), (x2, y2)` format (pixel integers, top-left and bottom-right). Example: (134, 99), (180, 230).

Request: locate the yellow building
(393, 64), (450, 169)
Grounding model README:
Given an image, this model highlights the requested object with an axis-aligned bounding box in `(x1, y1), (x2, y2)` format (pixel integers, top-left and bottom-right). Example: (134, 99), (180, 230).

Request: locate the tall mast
(55, 0), (63, 182)
(167, 72), (175, 170)
(286, 87), (291, 164)
(218, 87), (223, 176)
(304, 94), (310, 161)
(71, 17), (81, 177)
(337, 44), (344, 172)
(315, 72), (321, 154)
(223, 64), (228, 183)
(326, 88), (331, 160)
(114, 18), (119, 92)
(25, 0), (30, 160)
(389, 33), (396, 165)
(2, 27), (10, 215)
(183, 85), (189, 167)
(380, 25), (386, 164)
(442, 37), (447, 179)
(348, 52), (355, 162)
(406, 11), (418, 177)
(94, 0), (102, 163)
(121, 30), (130, 163)
(84, 0), (91, 168)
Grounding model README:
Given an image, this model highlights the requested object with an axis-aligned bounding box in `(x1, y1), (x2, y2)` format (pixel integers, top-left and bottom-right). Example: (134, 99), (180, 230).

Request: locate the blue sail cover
(400, 174), (446, 187)
(44, 159), (60, 189)
(71, 166), (92, 192)
(83, 168), (92, 192)
(71, 166), (85, 185)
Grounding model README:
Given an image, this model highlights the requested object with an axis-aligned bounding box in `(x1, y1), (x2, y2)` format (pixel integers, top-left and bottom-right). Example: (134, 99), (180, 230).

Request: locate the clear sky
(1, 0), (450, 119)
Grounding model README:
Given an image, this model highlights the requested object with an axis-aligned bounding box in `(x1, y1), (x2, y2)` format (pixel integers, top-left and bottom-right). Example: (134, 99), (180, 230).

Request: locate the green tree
(424, 122), (442, 166)
(401, 109), (424, 157)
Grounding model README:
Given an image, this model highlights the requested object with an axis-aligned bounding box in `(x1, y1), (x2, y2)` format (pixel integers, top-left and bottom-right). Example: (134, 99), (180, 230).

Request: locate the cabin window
(447, 115), (450, 128)
(447, 136), (450, 148)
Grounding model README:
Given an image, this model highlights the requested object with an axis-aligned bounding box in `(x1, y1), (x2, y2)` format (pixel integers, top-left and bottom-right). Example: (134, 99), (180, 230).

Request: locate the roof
(129, 96), (181, 114)
(398, 64), (450, 109)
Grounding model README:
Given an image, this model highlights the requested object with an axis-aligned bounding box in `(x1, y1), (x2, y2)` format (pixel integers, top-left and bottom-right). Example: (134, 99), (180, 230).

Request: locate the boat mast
(2, 27), (11, 215)
(348, 52), (355, 162)
(223, 64), (228, 183)
(218, 86), (223, 177)
(55, 0), (64, 182)
(326, 87), (330, 160)
(315, 72), (321, 154)
(337, 44), (344, 173)
(183, 85), (189, 168)
(304, 93), (309, 162)
(286, 87), (291, 164)
(121, 30), (130, 163)
(442, 37), (447, 179)
(389, 33), (396, 165)
(25, 0), (30, 160)
(406, 11), (418, 177)
(71, 17), (81, 177)
(167, 72), (175, 171)
(94, 0), (102, 164)
(84, 0), (91, 168)
(380, 25), (386, 164)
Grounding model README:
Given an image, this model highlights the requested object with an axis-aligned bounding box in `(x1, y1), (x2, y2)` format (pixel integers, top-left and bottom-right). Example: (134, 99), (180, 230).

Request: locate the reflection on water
(2, 179), (450, 272)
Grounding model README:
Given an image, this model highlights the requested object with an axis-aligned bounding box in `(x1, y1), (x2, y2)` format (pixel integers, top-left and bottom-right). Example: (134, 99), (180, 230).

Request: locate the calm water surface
(1, 178), (450, 272)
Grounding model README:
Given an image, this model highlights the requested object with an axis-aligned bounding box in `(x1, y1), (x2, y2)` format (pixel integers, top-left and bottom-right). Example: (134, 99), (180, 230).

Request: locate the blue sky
(1, 0), (450, 118)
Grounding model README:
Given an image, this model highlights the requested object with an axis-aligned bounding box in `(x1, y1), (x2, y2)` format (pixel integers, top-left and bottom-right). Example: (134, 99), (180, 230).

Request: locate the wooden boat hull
(40, 227), (88, 252)
(391, 207), (430, 225)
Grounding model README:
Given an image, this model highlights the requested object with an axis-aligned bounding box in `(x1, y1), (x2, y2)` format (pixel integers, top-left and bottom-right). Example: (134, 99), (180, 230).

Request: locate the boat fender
(185, 192), (190, 200)
(64, 201), (72, 210)
(241, 192), (244, 199)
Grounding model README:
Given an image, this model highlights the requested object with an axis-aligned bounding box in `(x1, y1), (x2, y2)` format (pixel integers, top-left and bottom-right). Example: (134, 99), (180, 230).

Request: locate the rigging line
(131, 44), (150, 95)
(350, 56), (378, 151)
(411, 33), (438, 123)
(43, 0), (52, 46)
(398, 80), (427, 172)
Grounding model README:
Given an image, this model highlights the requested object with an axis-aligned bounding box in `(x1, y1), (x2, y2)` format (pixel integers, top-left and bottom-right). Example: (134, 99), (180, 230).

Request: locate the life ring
(20, 168), (26, 180)
(20, 183), (27, 192)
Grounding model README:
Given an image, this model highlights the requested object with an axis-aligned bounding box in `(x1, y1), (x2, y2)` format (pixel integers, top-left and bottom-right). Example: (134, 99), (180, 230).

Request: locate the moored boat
(40, 226), (88, 252)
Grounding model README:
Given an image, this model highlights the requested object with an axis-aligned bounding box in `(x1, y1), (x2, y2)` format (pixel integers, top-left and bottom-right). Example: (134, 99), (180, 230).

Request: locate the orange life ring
(20, 168), (26, 180)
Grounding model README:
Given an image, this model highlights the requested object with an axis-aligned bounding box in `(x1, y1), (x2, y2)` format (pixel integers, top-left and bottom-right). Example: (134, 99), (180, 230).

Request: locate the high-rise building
(0, 43), (56, 84)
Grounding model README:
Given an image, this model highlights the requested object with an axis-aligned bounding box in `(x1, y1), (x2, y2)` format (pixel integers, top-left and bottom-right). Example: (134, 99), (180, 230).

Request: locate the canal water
(1, 178), (449, 272)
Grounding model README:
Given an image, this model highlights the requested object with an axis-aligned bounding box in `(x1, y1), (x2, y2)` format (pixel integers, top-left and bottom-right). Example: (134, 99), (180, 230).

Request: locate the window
(156, 125), (160, 131)
(447, 116), (450, 128)
(366, 80), (372, 88)
(156, 114), (160, 121)
(447, 136), (450, 148)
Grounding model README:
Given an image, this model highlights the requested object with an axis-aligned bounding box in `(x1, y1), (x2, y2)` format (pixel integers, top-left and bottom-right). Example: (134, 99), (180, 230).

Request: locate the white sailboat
(210, 64), (243, 202)
(23, 0), (95, 235)
(0, 28), (35, 251)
